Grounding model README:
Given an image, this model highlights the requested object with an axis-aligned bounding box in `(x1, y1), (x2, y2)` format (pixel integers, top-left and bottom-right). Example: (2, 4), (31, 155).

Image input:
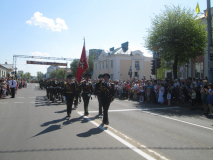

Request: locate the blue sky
(0, 0), (209, 76)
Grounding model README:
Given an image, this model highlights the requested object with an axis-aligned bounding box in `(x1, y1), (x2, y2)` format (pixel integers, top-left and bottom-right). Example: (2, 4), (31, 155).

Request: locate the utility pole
(207, 0), (212, 82)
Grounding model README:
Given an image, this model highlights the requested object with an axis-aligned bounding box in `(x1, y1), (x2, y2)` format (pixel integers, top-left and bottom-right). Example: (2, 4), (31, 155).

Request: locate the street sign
(153, 52), (159, 59)
(11, 72), (14, 75)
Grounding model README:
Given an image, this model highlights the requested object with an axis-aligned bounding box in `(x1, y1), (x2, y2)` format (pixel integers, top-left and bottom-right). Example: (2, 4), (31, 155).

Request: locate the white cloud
(31, 52), (50, 56)
(26, 12), (68, 32)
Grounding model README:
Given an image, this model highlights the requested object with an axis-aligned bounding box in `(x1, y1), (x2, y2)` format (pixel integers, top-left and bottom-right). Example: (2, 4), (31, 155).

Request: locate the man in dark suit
(63, 74), (76, 119)
(100, 73), (114, 125)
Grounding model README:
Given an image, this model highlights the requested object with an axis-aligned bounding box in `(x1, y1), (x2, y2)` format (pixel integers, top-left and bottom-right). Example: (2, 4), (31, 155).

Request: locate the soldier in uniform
(59, 79), (65, 102)
(63, 74), (76, 119)
(80, 73), (93, 116)
(74, 78), (81, 108)
(95, 74), (103, 115)
(100, 73), (114, 125)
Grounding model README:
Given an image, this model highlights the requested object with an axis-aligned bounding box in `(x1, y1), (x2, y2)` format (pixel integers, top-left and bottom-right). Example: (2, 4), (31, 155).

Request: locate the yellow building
(93, 48), (152, 81)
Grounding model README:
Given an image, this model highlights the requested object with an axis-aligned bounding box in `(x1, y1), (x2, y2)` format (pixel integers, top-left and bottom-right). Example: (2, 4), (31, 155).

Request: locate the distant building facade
(93, 42), (152, 80)
(46, 65), (59, 78)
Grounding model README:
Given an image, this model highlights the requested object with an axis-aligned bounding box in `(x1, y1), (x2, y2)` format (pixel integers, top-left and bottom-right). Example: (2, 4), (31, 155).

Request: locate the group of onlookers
(0, 77), (27, 99)
(91, 77), (213, 115)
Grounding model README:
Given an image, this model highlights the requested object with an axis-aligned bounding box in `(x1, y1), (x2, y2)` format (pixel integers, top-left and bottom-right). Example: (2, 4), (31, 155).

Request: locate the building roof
(0, 64), (10, 70)
(0, 64), (13, 70)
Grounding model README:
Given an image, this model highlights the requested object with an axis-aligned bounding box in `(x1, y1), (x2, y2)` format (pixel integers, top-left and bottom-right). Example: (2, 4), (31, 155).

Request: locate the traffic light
(151, 60), (156, 75)
(156, 59), (161, 68)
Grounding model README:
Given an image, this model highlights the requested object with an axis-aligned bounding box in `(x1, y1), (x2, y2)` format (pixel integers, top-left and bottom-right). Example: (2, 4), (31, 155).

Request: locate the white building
(46, 65), (59, 78)
(93, 47), (152, 81)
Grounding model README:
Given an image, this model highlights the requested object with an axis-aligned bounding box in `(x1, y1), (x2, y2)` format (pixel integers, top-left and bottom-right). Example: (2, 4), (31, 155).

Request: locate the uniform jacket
(63, 81), (76, 99)
(95, 80), (102, 95)
(100, 82), (114, 102)
(80, 81), (93, 94)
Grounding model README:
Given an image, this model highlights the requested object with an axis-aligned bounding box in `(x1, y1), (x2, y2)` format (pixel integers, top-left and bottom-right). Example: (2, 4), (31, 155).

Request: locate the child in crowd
(189, 88), (196, 110)
(139, 86), (145, 102)
(167, 90), (171, 106)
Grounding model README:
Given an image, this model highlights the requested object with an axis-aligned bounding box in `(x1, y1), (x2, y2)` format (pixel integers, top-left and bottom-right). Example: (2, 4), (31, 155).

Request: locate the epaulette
(110, 82), (114, 85)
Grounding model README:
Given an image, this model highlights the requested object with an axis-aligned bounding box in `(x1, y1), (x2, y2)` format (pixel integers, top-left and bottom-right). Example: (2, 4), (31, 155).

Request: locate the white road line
(29, 97), (36, 98)
(15, 102), (24, 103)
(142, 110), (213, 131)
(29, 102), (36, 103)
(77, 111), (162, 160)
(78, 107), (181, 113)
(17, 97), (25, 98)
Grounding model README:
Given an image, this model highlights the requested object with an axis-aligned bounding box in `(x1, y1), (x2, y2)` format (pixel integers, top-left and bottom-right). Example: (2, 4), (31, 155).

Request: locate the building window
(194, 62), (203, 79)
(135, 61), (140, 70)
(96, 63), (97, 70)
(102, 62), (104, 69)
(106, 61), (108, 68)
(111, 60), (113, 68)
(99, 63), (101, 69)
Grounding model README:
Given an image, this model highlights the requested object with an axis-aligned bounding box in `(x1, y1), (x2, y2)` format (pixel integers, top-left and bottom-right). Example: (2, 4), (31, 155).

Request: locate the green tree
(145, 5), (207, 79)
(37, 71), (44, 80)
(24, 72), (31, 80)
(70, 59), (79, 78)
(57, 69), (66, 79)
(49, 70), (57, 78)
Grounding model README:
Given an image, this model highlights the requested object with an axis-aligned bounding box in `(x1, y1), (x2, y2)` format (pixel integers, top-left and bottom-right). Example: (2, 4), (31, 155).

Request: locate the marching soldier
(74, 78), (81, 108)
(49, 78), (54, 102)
(63, 74), (76, 119)
(100, 73), (114, 125)
(59, 79), (65, 102)
(95, 74), (103, 115)
(80, 73), (93, 116)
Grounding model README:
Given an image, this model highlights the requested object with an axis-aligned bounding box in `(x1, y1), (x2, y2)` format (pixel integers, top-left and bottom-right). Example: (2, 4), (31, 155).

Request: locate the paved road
(0, 83), (213, 160)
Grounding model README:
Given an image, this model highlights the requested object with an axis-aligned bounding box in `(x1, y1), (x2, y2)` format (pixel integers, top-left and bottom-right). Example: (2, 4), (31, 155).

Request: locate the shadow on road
(40, 117), (67, 127)
(77, 124), (105, 137)
(55, 109), (67, 113)
(32, 125), (61, 138)
(32, 116), (86, 138)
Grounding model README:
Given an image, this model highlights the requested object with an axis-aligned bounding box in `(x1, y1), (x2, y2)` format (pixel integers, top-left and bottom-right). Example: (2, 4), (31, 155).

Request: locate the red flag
(76, 40), (89, 83)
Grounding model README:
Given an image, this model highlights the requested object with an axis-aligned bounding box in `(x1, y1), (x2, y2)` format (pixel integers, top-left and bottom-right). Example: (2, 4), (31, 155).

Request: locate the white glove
(63, 96), (66, 100)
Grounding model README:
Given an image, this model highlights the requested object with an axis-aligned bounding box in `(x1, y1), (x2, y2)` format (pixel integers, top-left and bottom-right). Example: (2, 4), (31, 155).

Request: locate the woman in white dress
(158, 84), (165, 104)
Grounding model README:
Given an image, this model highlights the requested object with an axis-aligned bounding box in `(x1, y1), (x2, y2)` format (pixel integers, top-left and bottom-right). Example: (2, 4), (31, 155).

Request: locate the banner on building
(26, 61), (67, 66)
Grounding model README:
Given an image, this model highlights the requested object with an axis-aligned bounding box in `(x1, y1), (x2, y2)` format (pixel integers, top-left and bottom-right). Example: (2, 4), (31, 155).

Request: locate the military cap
(103, 73), (110, 78)
(98, 74), (103, 78)
(67, 74), (73, 78)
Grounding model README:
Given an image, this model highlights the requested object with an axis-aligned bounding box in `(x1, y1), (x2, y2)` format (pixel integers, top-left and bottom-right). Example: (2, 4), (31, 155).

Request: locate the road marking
(15, 102), (24, 103)
(29, 102), (36, 103)
(79, 107), (181, 113)
(77, 112), (163, 160)
(29, 97), (36, 98)
(17, 97), (25, 98)
(142, 110), (213, 131)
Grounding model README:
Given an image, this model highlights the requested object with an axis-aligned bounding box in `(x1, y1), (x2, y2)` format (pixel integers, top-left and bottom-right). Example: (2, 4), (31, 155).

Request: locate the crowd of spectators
(0, 77), (27, 99)
(92, 76), (213, 115)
